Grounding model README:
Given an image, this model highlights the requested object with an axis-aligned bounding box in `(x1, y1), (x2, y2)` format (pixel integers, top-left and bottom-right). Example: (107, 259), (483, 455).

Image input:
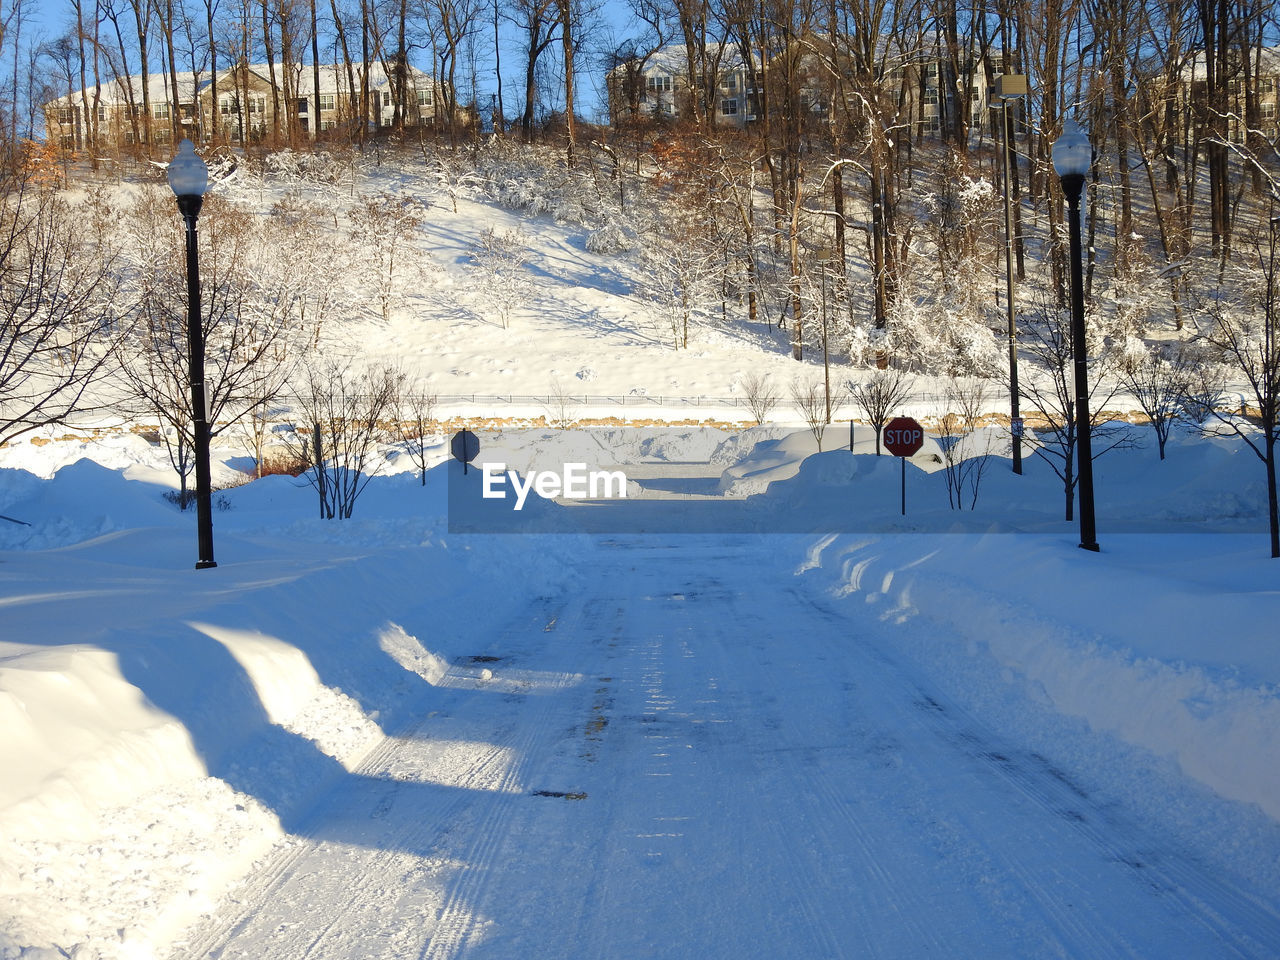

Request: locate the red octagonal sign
(883, 416), (925, 457)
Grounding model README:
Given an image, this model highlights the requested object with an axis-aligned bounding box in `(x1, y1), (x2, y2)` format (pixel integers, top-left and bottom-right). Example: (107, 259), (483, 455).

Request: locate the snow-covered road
(167, 537), (1280, 960)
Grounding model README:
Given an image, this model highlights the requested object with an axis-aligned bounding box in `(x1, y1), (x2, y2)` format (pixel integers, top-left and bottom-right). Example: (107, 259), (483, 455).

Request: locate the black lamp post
(1052, 119), (1100, 552)
(995, 73), (1028, 474)
(814, 246), (833, 424)
(168, 139), (216, 569)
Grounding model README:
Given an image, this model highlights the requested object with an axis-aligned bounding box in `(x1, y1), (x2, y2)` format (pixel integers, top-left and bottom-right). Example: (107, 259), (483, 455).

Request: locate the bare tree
(1018, 295), (1135, 521)
(120, 190), (299, 502)
(1192, 233), (1280, 557)
(1118, 341), (1192, 460)
(346, 192), (429, 321)
(544, 378), (578, 430)
(641, 210), (719, 350)
(287, 361), (405, 519)
(1178, 349), (1228, 426)
(739, 370), (780, 425)
(507, 0), (559, 142)
(937, 377), (995, 510)
(847, 367), (914, 455)
(423, 0), (480, 135)
(395, 386), (439, 485)
(0, 173), (127, 448)
(791, 378), (828, 451)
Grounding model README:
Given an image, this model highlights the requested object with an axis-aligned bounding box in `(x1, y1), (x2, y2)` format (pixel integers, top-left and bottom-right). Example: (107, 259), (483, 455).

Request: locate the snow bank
(799, 529), (1280, 822)
(0, 448), (586, 960)
(721, 426), (1280, 822)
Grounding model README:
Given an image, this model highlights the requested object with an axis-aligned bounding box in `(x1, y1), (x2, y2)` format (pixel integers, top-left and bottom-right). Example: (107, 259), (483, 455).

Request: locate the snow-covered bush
(263, 147), (363, 187)
(585, 219), (635, 255)
(911, 151), (1000, 279)
(469, 227), (533, 329)
(346, 192), (431, 321)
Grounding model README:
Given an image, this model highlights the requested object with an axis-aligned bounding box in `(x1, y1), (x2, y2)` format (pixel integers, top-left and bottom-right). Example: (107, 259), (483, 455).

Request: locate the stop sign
(883, 416), (924, 457)
(451, 429), (480, 464)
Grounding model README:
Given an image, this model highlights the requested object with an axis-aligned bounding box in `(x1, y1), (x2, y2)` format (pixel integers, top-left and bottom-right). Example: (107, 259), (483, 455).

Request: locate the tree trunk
(493, 0), (504, 131)
(310, 0), (322, 141)
(328, 0), (358, 140)
(163, 0), (182, 142)
(132, 0), (153, 154)
(1268, 434), (1279, 558)
(262, 0), (281, 145)
(206, 0), (218, 141)
(558, 0), (575, 164)
(279, 0), (298, 144)
(361, 0), (372, 145)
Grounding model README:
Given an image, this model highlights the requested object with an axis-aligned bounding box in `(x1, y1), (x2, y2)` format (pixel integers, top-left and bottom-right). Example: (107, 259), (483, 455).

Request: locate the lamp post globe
(1052, 118), (1100, 553)
(167, 137), (209, 199)
(1051, 118), (1092, 183)
(169, 138), (217, 569)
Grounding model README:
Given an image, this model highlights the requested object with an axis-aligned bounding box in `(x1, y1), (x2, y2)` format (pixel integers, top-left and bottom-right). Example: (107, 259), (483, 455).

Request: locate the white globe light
(167, 138), (208, 198)
(1052, 118), (1092, 179)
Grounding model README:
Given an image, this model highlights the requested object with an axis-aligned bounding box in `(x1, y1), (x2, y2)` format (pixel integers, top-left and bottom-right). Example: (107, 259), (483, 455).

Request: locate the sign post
(451, 429), (480, 474)
(883, 416), (925, 516)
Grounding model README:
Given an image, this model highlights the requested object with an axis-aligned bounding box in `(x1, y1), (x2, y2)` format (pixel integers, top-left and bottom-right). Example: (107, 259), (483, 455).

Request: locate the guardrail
(432, 394), (747, 407)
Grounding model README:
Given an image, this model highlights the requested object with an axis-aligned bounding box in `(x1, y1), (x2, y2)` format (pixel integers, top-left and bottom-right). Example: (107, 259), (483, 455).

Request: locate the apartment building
(44, 60), (443, 150)
(607, 38), (1005, 139)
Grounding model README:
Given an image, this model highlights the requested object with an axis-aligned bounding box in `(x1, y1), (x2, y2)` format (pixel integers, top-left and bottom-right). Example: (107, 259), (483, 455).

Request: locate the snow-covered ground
(3, 420), (1280, 959)
(3, 160), (1280, 959)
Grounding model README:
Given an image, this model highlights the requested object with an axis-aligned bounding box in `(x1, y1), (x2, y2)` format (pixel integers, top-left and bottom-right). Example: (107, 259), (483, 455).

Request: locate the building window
(1263, 102), (1276, 119)
(319, 93), (336, 111)
(57, 107), (74, 124)
(417, 88), (433, 106)
(721, 98), (738, 115)
(321, 119), (336, 130)
(219, 95), (239, 116)
(1261, 77), (1276, 94)
(297, 97), (309, 113)
(722, 74), (739, 94)
(153, 102), (170, 119)
(97, 105), (106, 121)
(647, 75), (672, 93)
(247, 96), (266, 115)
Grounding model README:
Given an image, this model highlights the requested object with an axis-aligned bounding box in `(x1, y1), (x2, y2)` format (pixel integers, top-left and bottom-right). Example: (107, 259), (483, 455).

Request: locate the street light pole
(1053, 119), (1100, 553)
(168, 139), (216, 569)
(821, 254), (831, 423)
(996, 74), (1027, 474)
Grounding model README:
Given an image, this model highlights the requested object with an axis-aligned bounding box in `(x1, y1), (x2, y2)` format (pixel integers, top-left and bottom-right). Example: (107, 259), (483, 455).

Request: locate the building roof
(1182, 44), (1280, 81)
(45, 61), (433, 109)
(609, 42), (760, 80)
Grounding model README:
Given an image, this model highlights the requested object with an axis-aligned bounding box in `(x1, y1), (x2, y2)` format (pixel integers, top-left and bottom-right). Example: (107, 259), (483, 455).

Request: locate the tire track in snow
(716, 584), (946, 959)
(418, 608), (586, 960)
(957, 725), (1280, 957)
(167, 673), (520, 960)
(799, 585), (1280, 959)
(169, 599), (579, 960)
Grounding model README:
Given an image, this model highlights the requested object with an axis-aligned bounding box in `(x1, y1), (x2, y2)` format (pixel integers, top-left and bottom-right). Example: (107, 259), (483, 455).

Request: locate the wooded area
(0, 0), (1278, 549)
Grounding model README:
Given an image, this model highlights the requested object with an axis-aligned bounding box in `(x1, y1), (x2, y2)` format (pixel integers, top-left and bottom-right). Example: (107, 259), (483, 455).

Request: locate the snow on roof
(45, 61), (433, 109)
(1183, 43), (1280, 81)
(611, 42), (759, 79)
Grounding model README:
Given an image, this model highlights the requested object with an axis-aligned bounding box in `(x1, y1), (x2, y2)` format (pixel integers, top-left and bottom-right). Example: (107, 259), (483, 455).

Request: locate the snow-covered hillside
(3, 158), (1280, 959)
